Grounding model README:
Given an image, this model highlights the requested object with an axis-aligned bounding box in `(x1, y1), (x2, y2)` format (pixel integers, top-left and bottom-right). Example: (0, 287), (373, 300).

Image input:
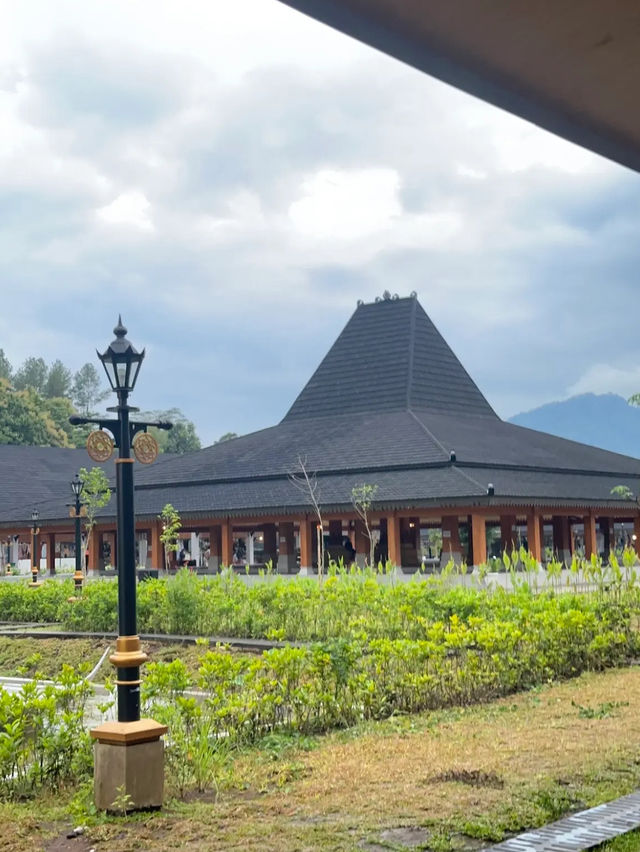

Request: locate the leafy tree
(13, 357), (48, 394)
(78, 466), (112, 569)
(44, 360), (73, 399)
(72, 363), (109, 415)
(140, 408), (201, 454)
(159, 503), (182, 571)
(215, 432), (238, 444)
(165, 420), (201, 454)
(0, 380), (68, 446)
(351, 483), (379, 567)
(611, 485), (635, 500)
(0, 349), (11, 382)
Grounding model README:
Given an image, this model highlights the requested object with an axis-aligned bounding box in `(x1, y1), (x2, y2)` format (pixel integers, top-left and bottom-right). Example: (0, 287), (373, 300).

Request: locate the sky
(2, 0), (640, 447)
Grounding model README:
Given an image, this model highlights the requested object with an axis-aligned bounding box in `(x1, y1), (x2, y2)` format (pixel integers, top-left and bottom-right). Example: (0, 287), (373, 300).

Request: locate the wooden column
(46, 532), (56, 575)
(386, 514), (401, 568)
(634, 516), (640, 557)
(221, 519), (233, 568)
(527, 511), (542, 561)
(583, 514), (597, 559)
(262, 523), (277, 565)
(471, 514), (487, 566)
(500, 514), (517, 554)
(87, 528), (99, 574)
(150, 522), (162, 571)
(299, 518), (314, 572)
(354, 518), (369, 568)
(277, 521), (295, 573)
(441, 515), (462, 566)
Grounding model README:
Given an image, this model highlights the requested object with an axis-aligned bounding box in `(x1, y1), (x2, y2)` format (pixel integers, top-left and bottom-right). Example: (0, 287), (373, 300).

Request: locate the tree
(78, 466), (112, 570)
(159, 503), (181, 571)
(0, 380), (69, 446)
(13, 357), (48, 394)
(44, 359), (72, 399)
(72, 363), (109, 415)
(0, 349), (11, 382)
(165, 420), (201, 454)
(611, 485), (635, 500)
(351, 483), (379, 567)
(289, 455), (324, 579)
(215, 432), (238, 444)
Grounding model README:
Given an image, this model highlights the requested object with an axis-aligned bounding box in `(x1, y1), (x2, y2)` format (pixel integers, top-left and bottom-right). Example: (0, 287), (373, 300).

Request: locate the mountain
(508, 393), (640, 459)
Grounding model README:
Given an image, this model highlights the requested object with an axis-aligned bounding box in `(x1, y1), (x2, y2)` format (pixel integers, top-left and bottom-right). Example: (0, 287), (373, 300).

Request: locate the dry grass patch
(4, 666), (640, 852)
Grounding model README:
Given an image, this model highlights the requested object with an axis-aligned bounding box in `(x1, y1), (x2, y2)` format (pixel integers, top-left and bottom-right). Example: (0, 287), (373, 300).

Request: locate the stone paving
(486, 791), (640, 852)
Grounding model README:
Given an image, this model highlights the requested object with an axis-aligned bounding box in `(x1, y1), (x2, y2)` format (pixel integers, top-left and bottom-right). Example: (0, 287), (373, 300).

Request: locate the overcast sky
(2, 0), (640, 446)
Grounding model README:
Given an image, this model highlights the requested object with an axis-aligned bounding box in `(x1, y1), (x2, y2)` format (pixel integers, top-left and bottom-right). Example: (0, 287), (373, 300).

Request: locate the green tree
(215, 432), (238, 444)
(351, 483), (379, 567)
(0, 349), (11, 382)
(44, 359), (73, 399)
(166, 420), (201, 454)
(0, 380), (68, 446)
(13, 357), (48, 394)
(72, 363), (109, 415)
(159, 504), (182, 571)
(78, 466), (112, 569)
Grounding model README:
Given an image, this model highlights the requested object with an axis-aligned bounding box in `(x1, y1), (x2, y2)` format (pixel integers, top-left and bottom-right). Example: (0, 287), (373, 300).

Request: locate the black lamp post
(98, 318), (146, 723)
(31, 509), (39, 585)
(71, 474), (84, 594)
(69, 318), (171, 725)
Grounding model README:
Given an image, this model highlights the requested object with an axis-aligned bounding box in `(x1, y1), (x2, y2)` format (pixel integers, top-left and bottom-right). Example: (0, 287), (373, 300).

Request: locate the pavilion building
(1, 293), (640, 573)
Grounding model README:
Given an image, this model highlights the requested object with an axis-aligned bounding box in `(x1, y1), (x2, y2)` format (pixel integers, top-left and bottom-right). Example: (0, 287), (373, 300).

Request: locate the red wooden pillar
(221, 519), (233, 568)
(500, 514), (517, 553)
(583, 514), (597, 559)
(299, 518), (314, 572)
(527, 511), (542, 561)
(634, 515), (640, 557)
(386, 514), (401, 568)
(441, 516), (462, 564)
(150, 521), (162, 570)
(471, 514), (487, 566)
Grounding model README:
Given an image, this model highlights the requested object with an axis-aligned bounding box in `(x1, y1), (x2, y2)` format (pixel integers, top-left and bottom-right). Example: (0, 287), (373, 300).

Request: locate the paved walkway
(486, 791), (640, 852)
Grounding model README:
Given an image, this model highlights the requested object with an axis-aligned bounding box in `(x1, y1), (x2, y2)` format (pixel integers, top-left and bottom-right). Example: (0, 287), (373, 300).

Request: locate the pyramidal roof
(283, 293), (497, 421)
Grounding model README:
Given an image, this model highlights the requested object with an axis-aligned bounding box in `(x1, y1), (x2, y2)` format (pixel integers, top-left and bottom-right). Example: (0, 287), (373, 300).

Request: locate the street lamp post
(70, 474), (84, 594)
(30, 510), (39, 585)
(70, 318), (171, 811)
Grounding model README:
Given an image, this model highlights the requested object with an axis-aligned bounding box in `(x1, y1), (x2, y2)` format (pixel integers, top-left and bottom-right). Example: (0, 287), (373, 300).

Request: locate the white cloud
(289, 168), (402, 240)
(568, 364), (640, 399)
(96, 190), (154, 231)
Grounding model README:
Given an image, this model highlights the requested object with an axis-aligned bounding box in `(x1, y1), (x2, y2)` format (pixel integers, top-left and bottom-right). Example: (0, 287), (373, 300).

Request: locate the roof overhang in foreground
(277, 0), (640, 173)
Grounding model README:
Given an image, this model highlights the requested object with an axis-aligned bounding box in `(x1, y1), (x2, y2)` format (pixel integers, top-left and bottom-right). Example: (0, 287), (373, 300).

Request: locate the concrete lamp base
(91, 719), (168, 812)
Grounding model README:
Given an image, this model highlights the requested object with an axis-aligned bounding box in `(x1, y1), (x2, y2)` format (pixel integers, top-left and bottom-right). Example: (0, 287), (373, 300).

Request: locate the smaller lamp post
(71, 474), (84, 594)
(30, 509), (40, 585)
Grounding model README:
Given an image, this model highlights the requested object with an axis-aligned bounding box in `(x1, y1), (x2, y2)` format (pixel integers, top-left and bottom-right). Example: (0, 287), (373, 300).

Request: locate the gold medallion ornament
(133, 432), (158, 464)
(87, 430), (114, 462)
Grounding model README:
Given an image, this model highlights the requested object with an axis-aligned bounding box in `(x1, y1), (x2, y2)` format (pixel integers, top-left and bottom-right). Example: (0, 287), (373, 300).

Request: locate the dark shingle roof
(1, 295), (639, 525)
(283, 295), (497, 421)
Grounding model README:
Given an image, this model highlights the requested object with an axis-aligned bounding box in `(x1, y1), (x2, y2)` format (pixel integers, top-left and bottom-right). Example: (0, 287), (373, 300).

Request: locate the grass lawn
(3, 664), (640, 851)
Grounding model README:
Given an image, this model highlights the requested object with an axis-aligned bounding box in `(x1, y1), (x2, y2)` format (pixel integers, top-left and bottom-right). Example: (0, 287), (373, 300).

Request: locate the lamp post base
(91, 719), (167, 812)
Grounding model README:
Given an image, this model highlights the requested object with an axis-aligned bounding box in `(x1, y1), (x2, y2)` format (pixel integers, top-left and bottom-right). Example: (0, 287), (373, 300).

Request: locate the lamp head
(97, 316), (145, 394)
(71, 473), (84, 498)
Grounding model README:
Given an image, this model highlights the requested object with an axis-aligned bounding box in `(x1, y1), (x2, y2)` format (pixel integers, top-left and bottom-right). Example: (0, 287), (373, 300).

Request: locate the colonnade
(3, 508), (640, 575)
